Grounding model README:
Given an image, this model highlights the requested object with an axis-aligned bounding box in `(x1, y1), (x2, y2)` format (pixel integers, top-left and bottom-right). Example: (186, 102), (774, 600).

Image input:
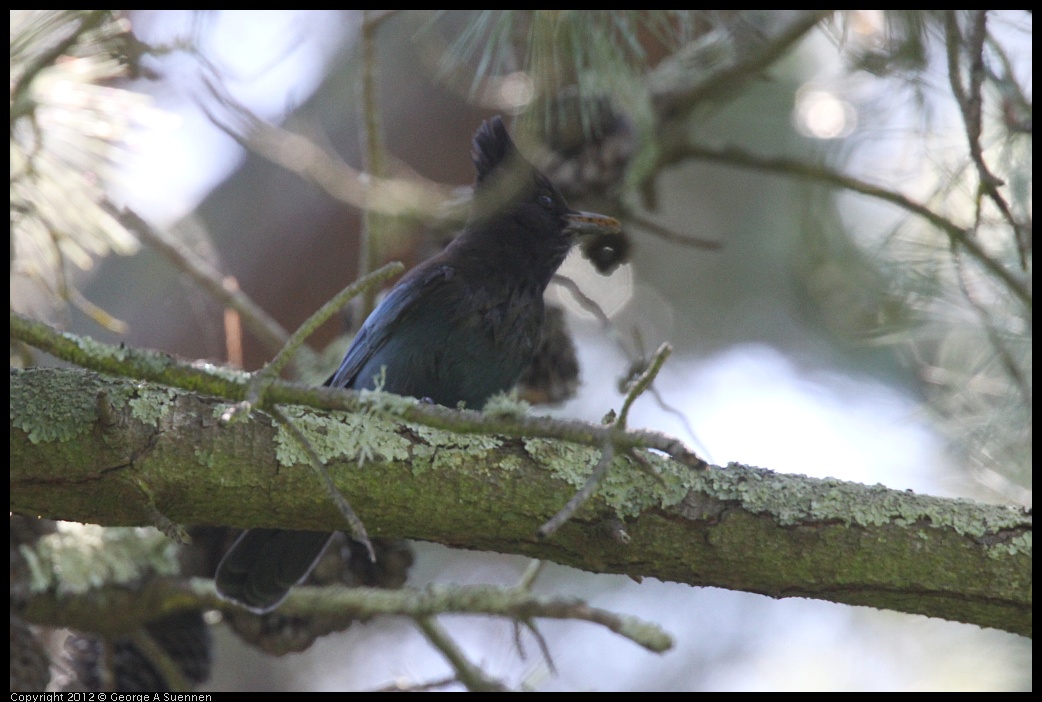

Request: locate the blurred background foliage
(10, 10), (1031, 691)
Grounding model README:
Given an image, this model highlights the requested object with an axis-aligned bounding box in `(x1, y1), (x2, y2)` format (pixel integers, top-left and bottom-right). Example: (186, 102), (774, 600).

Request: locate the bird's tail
(215, 529), (334, 613)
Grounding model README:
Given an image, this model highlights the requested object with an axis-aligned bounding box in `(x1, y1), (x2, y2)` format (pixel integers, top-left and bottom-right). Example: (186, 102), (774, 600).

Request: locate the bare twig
(198, 76), (454, 220)
(653, 10), (831, 119)
(944, 11), (1021, 242)
(623, 207), (722, 250)
(516, 559), (545, 590)
(551, 274), (614, 327)
(373, 676), (459, 693)
(126, 629), (194, 693)
(118, 207), (302, 363)
(555, 282), (712, 460)
(240, 581), (675, 653)
(268, 405), (374, 560)
(66, 286), (128, 334)
(540, 343), (676, 537)
(983, 34), (1033, 137)
(415, 616), (507, 692)
(539, 438), (615, 538)
(223, 261), (404, 421)
(357, 10), (391, 320)
(517, 619), (557, 676)
(617, 342), (672, 428)
(265, 260), (403, 378)
(675, 143), (1032, 311)
(24, 577), (675, 653)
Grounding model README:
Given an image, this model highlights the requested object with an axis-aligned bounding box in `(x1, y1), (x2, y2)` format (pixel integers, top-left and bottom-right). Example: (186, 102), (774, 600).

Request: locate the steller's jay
(215, 116), (621, 613)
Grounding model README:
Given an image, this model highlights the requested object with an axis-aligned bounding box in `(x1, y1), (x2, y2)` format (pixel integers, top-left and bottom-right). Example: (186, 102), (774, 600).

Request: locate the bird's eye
(538, 194), (554, 209)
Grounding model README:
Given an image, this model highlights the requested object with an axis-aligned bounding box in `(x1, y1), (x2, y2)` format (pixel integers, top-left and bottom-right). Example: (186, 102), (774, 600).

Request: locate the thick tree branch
(10, 311), (706, 468)
(11, 367), (1031, 637)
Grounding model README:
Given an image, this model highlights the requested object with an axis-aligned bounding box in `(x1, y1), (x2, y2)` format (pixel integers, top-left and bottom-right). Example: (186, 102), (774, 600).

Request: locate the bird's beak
(564, 210), (622, 239)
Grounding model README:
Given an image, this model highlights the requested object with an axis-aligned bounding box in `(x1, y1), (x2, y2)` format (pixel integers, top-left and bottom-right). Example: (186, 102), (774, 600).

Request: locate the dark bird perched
(215, 116), (622, 613)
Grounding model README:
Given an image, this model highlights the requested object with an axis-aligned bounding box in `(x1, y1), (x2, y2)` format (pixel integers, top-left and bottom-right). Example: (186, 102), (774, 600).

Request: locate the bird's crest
(472, 116), (525, 184)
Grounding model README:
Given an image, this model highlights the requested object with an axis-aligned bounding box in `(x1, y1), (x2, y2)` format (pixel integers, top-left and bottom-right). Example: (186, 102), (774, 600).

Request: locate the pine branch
(11, 366), (1031, 637)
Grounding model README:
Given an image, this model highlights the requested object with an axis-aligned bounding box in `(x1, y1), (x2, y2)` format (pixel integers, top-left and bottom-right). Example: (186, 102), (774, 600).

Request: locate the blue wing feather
(325, 263), (454, 390)
(324, 254), (540, 408)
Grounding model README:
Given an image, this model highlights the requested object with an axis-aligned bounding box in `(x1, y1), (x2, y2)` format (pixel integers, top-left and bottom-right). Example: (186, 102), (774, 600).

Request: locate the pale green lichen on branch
(23, 524), (180, 596)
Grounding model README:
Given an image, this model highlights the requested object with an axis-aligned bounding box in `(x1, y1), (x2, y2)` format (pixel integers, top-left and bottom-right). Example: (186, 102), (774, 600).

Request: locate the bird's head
(468, 116), (620, 274)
